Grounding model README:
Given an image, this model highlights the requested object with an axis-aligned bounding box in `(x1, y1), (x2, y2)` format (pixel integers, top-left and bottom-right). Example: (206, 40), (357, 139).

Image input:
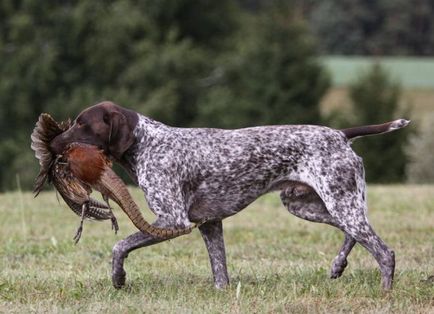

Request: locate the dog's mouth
(31, 113), (196, 239)
(31, 113), (113, 219)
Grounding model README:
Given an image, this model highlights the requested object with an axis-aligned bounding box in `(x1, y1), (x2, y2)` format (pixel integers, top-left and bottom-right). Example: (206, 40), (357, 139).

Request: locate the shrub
(349, 64), (411, 182)
(195, 2), (330, 128)
(406, 113), (434, 183)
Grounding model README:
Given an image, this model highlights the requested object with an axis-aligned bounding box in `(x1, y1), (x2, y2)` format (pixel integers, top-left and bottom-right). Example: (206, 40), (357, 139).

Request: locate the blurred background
(0, 0), (433, 191)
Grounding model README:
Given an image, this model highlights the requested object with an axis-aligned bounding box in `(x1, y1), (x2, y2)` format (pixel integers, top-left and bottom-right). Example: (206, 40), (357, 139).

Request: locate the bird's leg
(111, 215), (119, 234)
(102, 193), (119, 234)
(73, 202), (88, 244)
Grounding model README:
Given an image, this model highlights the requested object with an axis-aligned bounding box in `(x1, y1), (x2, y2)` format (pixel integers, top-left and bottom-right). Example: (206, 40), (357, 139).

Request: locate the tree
(349, 64), (410, 182)
(0, 0), (332, 191)
(308, 0), (434, 55)
(406, 114), (434, 183)
(195, 2), (330, 128)
(0, 0), (239, 191)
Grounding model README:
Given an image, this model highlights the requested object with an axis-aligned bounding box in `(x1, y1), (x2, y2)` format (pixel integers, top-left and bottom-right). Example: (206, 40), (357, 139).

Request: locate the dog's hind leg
(280, 184), (356, 279)
(308, 154), (395, 290)
(330, 233), (356, 279)
(323, 191), (395, 290)
(199, 220), (230, 289)
(336, 216), (395, 290)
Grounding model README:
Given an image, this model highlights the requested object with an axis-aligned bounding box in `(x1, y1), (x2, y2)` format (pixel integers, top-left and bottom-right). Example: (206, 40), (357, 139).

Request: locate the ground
(0, 185), (433, 313)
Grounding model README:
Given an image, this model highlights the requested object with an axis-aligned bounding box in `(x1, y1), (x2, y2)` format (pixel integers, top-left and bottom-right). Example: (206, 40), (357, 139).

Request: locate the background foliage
(307, 0), (434, 55)
(0, 0), (430, 191)
(0, 0), (329, 191)
(406, 113), (434, 183)
(349, 65), (410, 182)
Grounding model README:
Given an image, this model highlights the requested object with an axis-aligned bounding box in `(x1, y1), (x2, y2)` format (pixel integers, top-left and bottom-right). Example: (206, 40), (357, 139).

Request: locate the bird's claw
(74, 203), (87, 244)
(111, 216), (119, 234)
(73, 225), (83, 244)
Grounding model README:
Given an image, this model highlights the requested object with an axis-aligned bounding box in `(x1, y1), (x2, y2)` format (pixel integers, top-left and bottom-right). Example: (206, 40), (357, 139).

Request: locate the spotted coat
(113, 114), (397, 290)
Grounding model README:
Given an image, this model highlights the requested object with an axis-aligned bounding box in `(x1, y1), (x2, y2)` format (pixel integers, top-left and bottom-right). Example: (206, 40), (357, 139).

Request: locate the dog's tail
(341, 119), (410, 141)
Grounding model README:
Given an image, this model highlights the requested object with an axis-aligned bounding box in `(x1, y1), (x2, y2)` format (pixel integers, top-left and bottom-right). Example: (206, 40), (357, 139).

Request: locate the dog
(50, 101), (409, 290)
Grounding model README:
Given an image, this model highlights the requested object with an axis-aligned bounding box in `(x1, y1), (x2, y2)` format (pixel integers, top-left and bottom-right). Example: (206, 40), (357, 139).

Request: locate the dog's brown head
(50, 101), (138, 160)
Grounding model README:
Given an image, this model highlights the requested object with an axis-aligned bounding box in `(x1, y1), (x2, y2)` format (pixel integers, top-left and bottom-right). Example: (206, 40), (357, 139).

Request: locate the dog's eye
(75, 119), (84, 128)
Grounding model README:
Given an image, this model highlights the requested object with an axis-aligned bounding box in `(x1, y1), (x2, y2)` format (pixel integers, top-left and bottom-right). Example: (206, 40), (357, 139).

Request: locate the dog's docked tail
(341, 119), (410, 141)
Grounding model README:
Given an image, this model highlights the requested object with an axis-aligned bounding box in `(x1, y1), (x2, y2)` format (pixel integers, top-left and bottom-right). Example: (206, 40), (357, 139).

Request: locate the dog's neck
(119, 114), (170, 184)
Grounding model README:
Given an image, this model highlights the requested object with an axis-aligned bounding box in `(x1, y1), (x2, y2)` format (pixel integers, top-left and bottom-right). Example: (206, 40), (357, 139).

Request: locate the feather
(30, 113), (113, 221)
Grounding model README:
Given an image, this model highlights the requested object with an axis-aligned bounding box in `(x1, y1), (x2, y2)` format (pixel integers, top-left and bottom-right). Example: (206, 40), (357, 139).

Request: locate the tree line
(0, 0), (427, 191)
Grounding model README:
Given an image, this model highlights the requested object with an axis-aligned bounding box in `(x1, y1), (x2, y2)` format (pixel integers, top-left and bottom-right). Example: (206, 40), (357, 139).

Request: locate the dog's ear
(107, 111), (135, 160)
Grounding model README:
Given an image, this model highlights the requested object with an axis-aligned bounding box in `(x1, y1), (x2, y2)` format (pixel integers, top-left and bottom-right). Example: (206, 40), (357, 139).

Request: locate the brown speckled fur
(50, 101), (409, 290)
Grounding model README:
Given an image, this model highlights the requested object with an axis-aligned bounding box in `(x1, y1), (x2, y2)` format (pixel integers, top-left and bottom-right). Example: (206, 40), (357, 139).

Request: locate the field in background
(321, 57), (434, 123)
(323, 57), (434, 89)
(1, 186), (433, 313)
(321, 87), (434, 122)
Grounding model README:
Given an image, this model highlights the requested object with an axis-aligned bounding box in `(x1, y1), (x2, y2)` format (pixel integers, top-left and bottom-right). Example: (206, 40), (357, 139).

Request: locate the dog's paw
(112, 269), (126, 289)
(330, 259), (348, 279)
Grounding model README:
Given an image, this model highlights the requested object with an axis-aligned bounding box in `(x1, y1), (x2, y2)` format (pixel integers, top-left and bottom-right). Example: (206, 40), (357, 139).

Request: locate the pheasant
(31, 113), (198, 243)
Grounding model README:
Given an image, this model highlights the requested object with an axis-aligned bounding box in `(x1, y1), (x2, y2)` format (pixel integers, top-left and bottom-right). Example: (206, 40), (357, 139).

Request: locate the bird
(31, 113), (198, 243)
(31, 113), (118, 243)
(63, 142), (198, 240)
(60, 143), (119, 242)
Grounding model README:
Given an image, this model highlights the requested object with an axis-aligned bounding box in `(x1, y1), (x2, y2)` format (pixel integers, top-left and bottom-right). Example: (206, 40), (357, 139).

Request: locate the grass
(322, 56), (434, 89)
(0, 185), (433, 313)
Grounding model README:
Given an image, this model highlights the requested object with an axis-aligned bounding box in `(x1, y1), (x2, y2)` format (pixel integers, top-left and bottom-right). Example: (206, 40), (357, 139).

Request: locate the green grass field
(1, 186), (433, 313)
(322, 56), (434, 89)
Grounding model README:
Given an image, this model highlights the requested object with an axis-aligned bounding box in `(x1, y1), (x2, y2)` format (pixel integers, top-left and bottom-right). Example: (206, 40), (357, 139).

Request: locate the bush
(0, 1), (331, 191)
(349, 64), (411, 183)
(406, 114), (434, 183)
(0, 0), (238, 191)
(195, 2), (330, 128)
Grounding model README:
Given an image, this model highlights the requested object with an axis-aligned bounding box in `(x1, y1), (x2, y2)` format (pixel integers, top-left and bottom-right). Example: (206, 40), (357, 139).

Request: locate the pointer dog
(50, 101), (409, 290)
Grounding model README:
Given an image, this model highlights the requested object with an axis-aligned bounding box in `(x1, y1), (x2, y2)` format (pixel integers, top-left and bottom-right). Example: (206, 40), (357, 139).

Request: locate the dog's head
(50, 101), (138, 160)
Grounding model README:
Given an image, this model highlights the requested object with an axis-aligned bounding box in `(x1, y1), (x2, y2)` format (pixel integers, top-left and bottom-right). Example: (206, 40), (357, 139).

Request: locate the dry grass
(0, 185), (433, 313)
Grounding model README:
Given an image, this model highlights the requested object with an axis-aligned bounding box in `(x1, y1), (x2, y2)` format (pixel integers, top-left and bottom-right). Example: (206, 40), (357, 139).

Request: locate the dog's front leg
(199, 220), (230, 289)
(112, 229), (165, 289)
